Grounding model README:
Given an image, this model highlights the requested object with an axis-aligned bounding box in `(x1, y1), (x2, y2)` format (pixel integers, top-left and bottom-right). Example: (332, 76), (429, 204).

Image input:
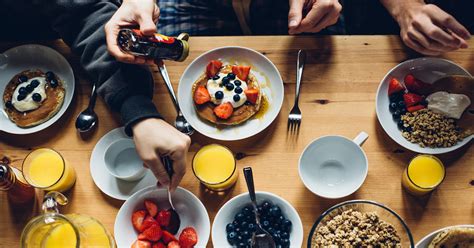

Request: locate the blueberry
(399, 108), (407, 115)
(280, 231), (289, 239)
(233, 220), (240, 226)
(421, 99), (428, 106)
(397, 119), (404, 129)
(389, 102), (397, 112)
(235, 227), (241, 233)
(281, 219), (292, 232)
(261, 201), (272, 211)
(262, 220), (271, 229)
(242, 230), (251, 239)
(242, 206), (252, 216)
(222, 76), (230, 84)
(18, 87), (28, 95)
(281, 238), (290, 248)
(30, 79), (40, 88)
(215, 91), (224, 100)
(17, 94), (26, 101)
(234, 80), (242, 86)
(398, 100), (405, 108)
(5, 100), (13, 109)
(32, 93), (42, 102)
(26, 84), (34, 93)
(235, 212), (246, 222)
(402, 126), (412, 133)
(273, 222), (281, 229)
(227, 231), (238, 244)
(212, 75), (220, 80)
(235, 87), (243, 94)
(236, 242), (246, 248)
(45, 71), (55, 80)
(49, 78), (58, 88)
(240, 221), (248, 230)
(257, 206), (263, 214)
(226, 223), (235, 233)
(247, 223), (256, 232)
(233, 94), (241, 102)
(275, 215), (285, 224)
(271, 232), (281, 244)
(18, 75), (28, 83)
(392, 110), (401, 121)
(267, 227), (274, 234)
(269, 206), (281, 217)
(389, 92), (403, 103)
(227, 73), (236, 80)
(225, 83), (234, 91)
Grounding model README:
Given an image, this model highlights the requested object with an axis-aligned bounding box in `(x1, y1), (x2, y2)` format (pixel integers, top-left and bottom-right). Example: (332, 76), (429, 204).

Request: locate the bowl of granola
(308, 200), (414, 247)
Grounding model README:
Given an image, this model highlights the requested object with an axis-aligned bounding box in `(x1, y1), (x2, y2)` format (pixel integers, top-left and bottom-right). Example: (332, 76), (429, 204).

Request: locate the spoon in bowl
(75, 82), (98, 133)
(243, 167), (276, 248)
(162, 156), (181, 235)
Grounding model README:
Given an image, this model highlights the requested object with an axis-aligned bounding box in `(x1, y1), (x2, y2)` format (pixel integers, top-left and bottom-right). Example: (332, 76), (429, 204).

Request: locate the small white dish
(104, 138), (146, 182)
(0, 44), (75, 135)
(212, 191), (303, 248)
(415, 224), (474, 248)
(90, 127), (157, 200)
(299, 132), (369, 199)
(376, 57), (473, 154)
(115, 185), (210, 247)
(177, 46), (284, 141)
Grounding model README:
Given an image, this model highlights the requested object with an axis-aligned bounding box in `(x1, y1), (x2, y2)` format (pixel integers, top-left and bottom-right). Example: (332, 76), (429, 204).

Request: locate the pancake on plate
(428, 227), (474, 248)
(3, 69), (65, 128)
(192, 60), (262, 125)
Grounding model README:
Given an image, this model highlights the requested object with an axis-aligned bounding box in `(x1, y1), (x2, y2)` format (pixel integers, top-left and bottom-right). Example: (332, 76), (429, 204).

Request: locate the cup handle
(0, 53), (7, 66)
(353, 131), (369, 146)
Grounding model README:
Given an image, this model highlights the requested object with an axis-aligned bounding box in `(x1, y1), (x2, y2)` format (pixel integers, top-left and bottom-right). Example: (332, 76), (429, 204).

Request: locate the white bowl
(177, 46), (284, 141)
(0, 44), (75, 134)
(114, 185), (210, 247)
(103, 138), (146, 182)
(299, 132), (369, 199)
(212, 191), (303, 247)
(376, 57), (473, 154)
(415, 224), (474, 248)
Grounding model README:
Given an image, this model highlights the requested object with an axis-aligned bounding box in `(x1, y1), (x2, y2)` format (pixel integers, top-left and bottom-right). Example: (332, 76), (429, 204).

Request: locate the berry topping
(26, 84), (34, 93)
(18, 87), (28, 95)
(45, 71), (55, 80)
(403, 93), (424, 107)
(32, 93), (42, 102)
(212, 75), (220, 80)
(244, 89), (259, 104)
(227, 73), (236, 80)
(215, 91), (224, 100)
(30, 79), (40, 88)
(5, 100), (13, 109)
(49, 78), (59, 88)
(234, 80), (242, 86)
(206, 60), (222, 78)
(17, 94), (26, 101)
(232, 65), (251, 81)
(233, 94), (241, 102)
(193, 86), (211, 105)
(235, 87), (243, 94)
(214, 102), (233, 119)
(18, 75), (28, 83)
(388, 77), (405, 96)
(225, 83), (234, 91)
(222, 77), (230, 85)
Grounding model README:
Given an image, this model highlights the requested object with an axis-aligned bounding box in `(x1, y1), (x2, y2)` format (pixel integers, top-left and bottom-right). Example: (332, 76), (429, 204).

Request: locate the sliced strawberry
(404, 74), (416, 85)
(167, 241), (181, 248)
(131, 240), (151, 248)
(213, 102), (233, 119)
(132, 210), (147, 232)
(232, 65), (251, 81)
(403, 93), (424, 107)
(244, 89), (259, 104)
(407, 104), (426, 112)
(193, 86), (211, 105)
(162, 230), (178, 244)
(141, 216), (159, 232)
(178, 227), (198, 248)
(388, 77), (405, 96)
(144, 200), (158, 217)
(404, 74), (431, 94)
(152, 242), (167, 248)
(157, 210), (171, 227)
(206, 60), (222, 78)
(139, 225), (163, 242)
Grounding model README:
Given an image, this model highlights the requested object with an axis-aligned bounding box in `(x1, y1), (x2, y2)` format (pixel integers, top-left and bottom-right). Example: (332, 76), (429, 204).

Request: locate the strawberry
(388, 77), (405, 96)
(152, 242), (167, 248)
(144, 200), (158, 217)
(404, 74), (431, 94)
(167, 241), (181, 248)
(139, 225), (163, 242)
(131, 240), (151, 248)
(232, 65), (251, 81)
(141, 216), (159, 232)
(162, 230), (178, 244)
(407, 104), (426, 112)
(157, 210), (171, 227)
(403, 93), (424, 107)
(213, 102), (233, 119)
(178, 227), (198, 248)
(132, 210), (147, 232)
(244, 89), (259, 104)
(206, 60), (222, 78)
(193, 86), (211, 105)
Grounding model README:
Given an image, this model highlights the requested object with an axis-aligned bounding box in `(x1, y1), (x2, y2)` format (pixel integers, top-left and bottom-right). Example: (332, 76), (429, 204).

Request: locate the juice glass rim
(191, 144), (236, 186)
(406, 154), (446, 190)
(21, 148), (66, 189)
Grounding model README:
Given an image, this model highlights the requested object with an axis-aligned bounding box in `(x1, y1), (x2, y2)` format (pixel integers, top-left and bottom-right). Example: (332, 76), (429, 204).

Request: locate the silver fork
(288, 49), (306, 132)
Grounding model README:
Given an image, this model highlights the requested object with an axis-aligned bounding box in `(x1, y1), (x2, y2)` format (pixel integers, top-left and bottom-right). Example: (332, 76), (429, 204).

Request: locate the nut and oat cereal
(400, 109), (469, 148)
(311, 209), (401, 247)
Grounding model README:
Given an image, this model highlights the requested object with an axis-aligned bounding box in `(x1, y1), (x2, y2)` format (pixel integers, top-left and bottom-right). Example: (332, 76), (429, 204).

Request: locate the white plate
(212, 191), (303, 248)
(376, 57), (473, 154)
(115, 185), (210, 247)
(90, 127), (157, 200)
(0, 44), (75, 134)
(177, 46), (284, 141)
(416, 224), (474, 248)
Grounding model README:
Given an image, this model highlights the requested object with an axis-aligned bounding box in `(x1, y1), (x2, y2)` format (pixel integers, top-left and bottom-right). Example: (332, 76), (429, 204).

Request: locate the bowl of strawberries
(114, 186), (210, 248)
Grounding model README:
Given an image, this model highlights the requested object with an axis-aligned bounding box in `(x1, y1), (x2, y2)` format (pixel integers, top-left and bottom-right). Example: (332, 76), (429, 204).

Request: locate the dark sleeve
(39, 0), (162, 135)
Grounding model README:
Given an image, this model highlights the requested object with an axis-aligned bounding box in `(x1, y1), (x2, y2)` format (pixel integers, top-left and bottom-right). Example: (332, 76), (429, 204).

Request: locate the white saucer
(90, 127), (157, 200)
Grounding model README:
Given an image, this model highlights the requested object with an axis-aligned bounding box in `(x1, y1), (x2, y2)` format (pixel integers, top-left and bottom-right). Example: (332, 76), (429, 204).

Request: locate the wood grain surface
(1, 36), (473, 247)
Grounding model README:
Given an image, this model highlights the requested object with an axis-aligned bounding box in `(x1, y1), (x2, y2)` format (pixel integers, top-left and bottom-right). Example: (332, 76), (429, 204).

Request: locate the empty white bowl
(212, 191), (303, 247)
(299, 132), (369, 199)
(103, 138), (146, 181)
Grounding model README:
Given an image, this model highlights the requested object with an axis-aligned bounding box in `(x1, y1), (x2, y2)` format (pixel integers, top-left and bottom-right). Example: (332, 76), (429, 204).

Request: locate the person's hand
(288, 0), (342, 34)
(388, 1), (470, 55)
(132, 118), (191, 192)
(105, 0), (159, 64)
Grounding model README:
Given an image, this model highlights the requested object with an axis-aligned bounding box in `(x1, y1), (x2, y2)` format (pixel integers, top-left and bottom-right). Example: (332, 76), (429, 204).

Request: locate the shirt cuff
(120, 95), (163, 136)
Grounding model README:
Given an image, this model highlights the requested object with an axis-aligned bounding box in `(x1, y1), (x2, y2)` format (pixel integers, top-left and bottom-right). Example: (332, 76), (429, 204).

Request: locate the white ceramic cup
(299, 132), (369, 199)
(103, 138), (146, 181)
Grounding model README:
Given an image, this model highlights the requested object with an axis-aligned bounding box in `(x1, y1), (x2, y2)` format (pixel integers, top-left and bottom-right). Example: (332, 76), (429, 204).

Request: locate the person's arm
(380, 0), (471, 55)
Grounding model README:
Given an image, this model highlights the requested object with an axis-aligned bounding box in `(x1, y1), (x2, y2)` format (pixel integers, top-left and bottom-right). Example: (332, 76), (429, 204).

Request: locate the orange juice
(192, 144), (238, 191)
(402, 155), (445, 196)
(23, 148), (76, 192)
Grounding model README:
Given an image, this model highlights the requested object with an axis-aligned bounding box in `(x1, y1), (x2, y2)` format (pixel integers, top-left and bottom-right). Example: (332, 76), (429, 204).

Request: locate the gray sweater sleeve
(39, 0), (162, 135)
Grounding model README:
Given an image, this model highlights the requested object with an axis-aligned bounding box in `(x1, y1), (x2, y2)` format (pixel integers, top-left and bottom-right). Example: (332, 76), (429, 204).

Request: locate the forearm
(380, 0), (425, 22)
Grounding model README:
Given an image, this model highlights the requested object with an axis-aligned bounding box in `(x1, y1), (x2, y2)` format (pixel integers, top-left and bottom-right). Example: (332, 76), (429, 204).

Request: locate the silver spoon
(157, 62), (194, 135)
(243, 167), (276, 248)
(75, 82), (98, 132)
(161, 156), (181, 235)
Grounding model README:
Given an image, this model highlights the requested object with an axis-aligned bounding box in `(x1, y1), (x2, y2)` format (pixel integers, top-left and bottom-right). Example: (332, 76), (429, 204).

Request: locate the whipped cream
(207, 72), (248, 108)
(11, 77), (48, 112)
(426, 91), (471, 119)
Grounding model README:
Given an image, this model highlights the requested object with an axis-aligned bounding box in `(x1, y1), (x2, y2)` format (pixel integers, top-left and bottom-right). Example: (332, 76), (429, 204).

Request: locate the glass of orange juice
(22, 148), (76, 192)
(192, 144), (238, 191)
(401, 154), (445, 196)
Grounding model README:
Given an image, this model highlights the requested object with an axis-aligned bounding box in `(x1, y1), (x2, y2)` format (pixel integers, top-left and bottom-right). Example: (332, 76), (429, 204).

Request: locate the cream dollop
(11, 77), (48, 112)
(426, 91), (471, 119)
(207, 72), (248, 108)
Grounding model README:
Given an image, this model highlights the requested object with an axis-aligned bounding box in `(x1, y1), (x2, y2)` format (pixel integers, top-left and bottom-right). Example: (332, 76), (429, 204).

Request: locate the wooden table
(1, 36), (473, 247)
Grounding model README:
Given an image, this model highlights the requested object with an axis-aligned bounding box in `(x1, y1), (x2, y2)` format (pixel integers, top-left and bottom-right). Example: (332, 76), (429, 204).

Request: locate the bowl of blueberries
(212, 191), (303, 248)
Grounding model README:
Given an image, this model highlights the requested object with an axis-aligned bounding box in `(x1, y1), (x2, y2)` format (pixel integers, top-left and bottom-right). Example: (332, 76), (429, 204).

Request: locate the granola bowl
(308, 200), (414, 248)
